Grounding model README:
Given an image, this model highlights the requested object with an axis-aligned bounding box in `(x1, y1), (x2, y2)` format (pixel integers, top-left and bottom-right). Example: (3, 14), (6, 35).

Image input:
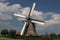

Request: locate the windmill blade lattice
(31, 20), (45, 25)
(20, 22), (27, 35)
(28, 3), (36, 18)
(14, 14), (26, 19)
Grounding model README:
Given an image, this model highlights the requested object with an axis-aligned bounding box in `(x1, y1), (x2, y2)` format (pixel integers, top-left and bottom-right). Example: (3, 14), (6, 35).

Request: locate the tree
(1, 29), (8, 36)
(8, 29), (16, 37)
(50, 33), (57, 38)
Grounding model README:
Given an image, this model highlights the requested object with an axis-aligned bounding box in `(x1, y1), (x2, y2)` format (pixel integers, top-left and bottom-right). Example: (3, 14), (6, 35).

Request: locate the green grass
(0, 36), (24, 40)
(0, 36), (60, 40)
(0, 37), (17, 40)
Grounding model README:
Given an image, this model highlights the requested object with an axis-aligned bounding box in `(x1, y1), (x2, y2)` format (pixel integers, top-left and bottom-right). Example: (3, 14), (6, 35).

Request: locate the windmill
(14, 3), (45, 36)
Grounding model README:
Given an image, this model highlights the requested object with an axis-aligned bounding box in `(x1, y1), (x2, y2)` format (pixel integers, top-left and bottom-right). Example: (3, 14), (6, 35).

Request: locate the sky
(0, 0), (60, 35)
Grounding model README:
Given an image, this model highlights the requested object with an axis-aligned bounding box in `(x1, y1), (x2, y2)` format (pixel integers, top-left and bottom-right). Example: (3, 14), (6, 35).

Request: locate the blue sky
(0, 0), (60, 35)
(7, 0), (60, 13)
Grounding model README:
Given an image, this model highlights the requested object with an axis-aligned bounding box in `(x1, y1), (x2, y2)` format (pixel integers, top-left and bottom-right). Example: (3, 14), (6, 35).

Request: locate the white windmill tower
(14, 3), (45, 36)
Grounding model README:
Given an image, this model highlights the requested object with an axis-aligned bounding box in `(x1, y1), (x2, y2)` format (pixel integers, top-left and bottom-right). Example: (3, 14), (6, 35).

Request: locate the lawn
(0, 36), (41, 40)
(0, 37), (17, 40)
(0, 36), (60, 40)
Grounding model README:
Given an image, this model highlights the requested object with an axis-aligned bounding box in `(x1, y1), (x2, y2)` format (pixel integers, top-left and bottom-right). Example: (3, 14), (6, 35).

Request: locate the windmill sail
(20, 22), (27, 35)
(14, 14), (26, 18)
(28, 3), (36, 18)
(31, 20), (45, 25)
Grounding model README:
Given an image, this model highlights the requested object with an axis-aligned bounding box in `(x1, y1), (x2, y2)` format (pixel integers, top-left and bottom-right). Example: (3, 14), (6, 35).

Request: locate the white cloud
(0, 0), (7, 2)
(31, 11), (44, 20)
(0, 2), (22, 20)
(45, 14), (60, 26)
(17, 7), (30, 16)
(0, 2), (22, 12)
(36, 13), (60, 31)
(16, 7), (44, 21)
(0, 2), (23, 32)
(0, 13), (12, 20)
(0, 20), (23, 32)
